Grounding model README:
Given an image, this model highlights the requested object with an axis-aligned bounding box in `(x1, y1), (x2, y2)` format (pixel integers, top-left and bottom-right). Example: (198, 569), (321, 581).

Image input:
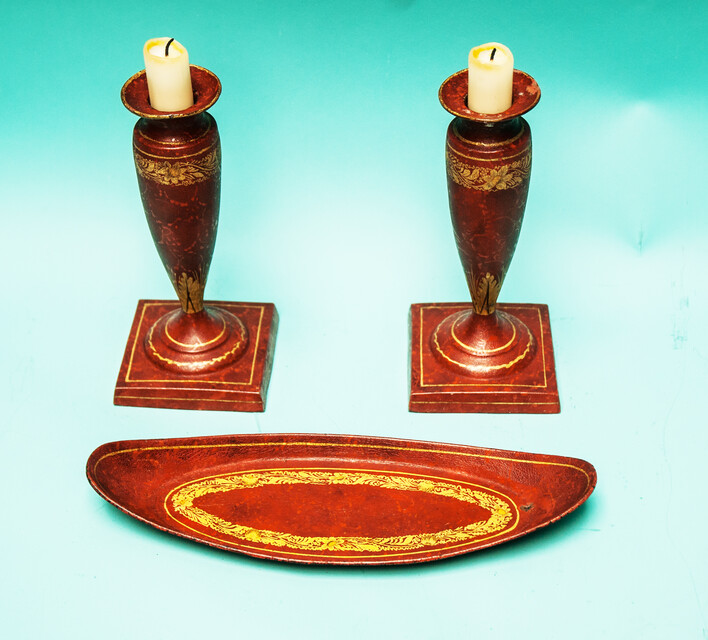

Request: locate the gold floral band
(446, 148), (530, 191)
(166, 469), (516, 554)
(134, 147), (220, 186)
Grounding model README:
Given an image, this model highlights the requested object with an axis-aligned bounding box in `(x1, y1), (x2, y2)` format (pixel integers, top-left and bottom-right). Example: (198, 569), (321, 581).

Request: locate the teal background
(2, 1), (707, 637)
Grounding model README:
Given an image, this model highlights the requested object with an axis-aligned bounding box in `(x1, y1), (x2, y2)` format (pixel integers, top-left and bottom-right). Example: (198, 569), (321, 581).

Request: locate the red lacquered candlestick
(409, 69), (559, 413)
(114, 66), (278, 412)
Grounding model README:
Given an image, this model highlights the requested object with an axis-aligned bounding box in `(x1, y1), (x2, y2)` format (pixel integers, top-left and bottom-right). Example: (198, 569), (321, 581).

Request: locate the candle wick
(165, 38), (175, 57)
(490, 47), (497, 61)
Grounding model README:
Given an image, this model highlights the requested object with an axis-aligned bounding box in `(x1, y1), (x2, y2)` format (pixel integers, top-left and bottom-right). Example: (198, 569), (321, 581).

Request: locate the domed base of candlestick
(431, 309), (535, 377)
(145, 307), (248, 374)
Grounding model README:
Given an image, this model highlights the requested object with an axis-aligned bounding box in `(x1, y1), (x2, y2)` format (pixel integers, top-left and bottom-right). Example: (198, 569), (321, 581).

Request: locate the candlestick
(114, 65), (278, 412)
(143, 37), (194, 112)
(409, 67), (559, 413)
(467, 42), (514, 114)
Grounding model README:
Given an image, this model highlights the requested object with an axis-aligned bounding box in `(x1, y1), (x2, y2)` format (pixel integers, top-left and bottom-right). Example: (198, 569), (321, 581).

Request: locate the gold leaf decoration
(472, 272), (502, 315)
(176, 271), (204, 313)
(447, 150), (530, 191)
(167, 470), (515, 553)
(134, 147), (220, 185)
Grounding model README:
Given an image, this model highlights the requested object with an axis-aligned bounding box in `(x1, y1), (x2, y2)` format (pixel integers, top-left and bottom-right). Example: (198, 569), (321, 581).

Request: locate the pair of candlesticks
(114, 64), (559, 414)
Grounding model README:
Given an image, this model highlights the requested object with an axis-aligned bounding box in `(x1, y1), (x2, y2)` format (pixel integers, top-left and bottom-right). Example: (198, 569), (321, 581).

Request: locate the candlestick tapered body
(132, 111), (247, 373)
(133, 112), (220, 315)
(132, 107), (247, 373)
(433, 115), (535, 375)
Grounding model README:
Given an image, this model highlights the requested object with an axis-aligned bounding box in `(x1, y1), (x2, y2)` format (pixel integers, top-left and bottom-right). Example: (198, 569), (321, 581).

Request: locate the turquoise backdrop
(2, 1), (707, 637)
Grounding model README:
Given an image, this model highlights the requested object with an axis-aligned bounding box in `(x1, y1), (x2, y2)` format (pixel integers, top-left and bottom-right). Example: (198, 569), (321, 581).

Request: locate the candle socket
(408, 69), (559, 413)
(114, 66), (278, 412)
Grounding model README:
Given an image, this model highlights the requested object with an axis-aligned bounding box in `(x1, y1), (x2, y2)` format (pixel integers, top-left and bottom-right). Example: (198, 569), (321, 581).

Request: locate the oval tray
(87, 433), (596, 565)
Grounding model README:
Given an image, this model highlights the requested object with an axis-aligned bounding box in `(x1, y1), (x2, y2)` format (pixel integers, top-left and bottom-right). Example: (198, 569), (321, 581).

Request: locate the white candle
(467, 42), (514, 114)
(143, 37), (194, 112)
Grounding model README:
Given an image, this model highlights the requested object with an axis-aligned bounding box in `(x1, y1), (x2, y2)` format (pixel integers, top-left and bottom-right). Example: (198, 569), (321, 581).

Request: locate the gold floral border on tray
(446, 149), (530, 191)
(166, 469), (515, 553)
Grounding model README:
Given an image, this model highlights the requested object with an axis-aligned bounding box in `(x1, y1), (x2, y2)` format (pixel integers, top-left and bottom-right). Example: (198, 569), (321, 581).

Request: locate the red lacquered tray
(87, 434), (596, 565)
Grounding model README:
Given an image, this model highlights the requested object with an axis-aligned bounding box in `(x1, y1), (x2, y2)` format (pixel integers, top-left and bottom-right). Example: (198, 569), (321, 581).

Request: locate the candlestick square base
(409, 303), (559, 413)
(114, 300), (278, 412)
